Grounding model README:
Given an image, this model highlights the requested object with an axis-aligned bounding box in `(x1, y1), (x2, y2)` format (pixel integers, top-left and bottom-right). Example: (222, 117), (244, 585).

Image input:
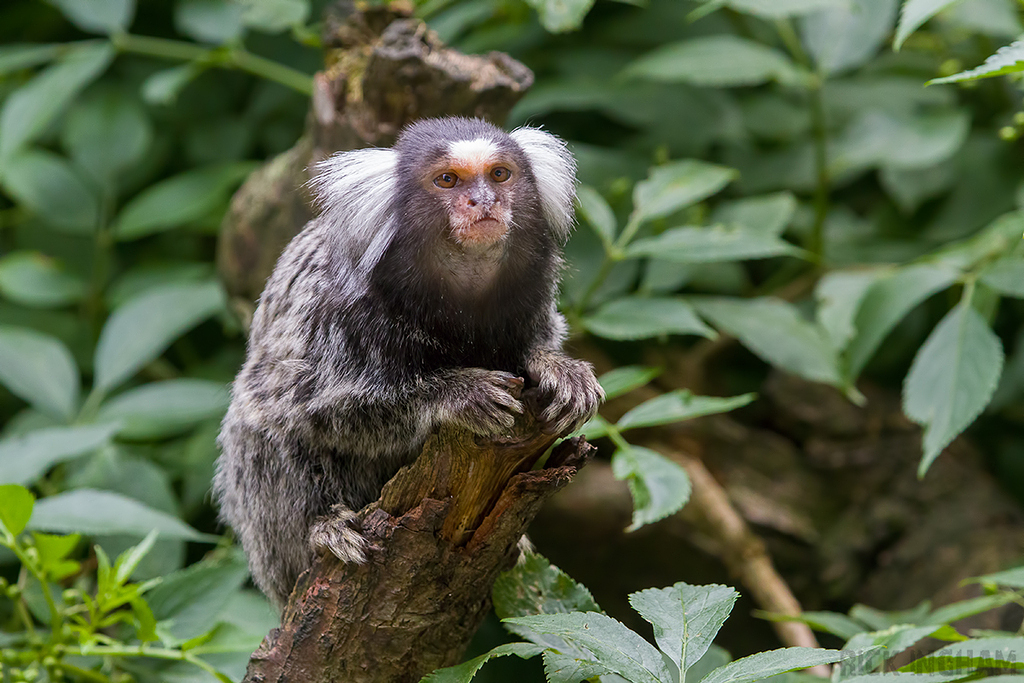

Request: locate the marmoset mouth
(453, 217), (508, 246)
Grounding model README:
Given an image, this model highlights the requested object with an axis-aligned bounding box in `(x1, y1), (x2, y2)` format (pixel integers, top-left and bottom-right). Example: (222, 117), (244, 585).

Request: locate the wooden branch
(242, 390), (594, 683)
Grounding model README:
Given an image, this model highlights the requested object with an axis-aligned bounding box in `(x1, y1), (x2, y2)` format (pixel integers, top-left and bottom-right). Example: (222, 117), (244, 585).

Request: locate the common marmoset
(214, 117), (603, 608)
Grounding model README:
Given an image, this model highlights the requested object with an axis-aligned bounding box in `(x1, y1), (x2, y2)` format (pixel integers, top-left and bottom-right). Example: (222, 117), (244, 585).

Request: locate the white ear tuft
(510, 127), (577, 241)
(308, 148), (398, 271)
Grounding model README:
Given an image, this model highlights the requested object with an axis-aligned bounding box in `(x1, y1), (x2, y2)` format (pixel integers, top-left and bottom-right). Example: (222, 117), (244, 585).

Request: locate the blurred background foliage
(1, 0), (1024, 680)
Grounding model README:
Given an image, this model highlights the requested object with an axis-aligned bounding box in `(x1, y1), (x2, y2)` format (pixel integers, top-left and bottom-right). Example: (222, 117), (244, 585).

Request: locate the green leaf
(900, 637), (1024, 672)
(0, 42), (114, 160)
(930, 39), (1024, 84)
(114, 530), (159, 585)
(61, 89), (152, 188)
(710, 192), (797, 237)
(831, 110), (970, 174)
(694, 297), (842, 387)
(924, 593), (1018, 626)
(47, 0), (135, 34)
(626, 225), (804, 264)
(423, 643), (546, 683)
(624, 36), (800, 88)
(96, 379), (229, 440)
(700, 647), (852, 683)
(842, 624), (952, 675)
(834, 673), (963, 683)
(146, 552), (250, 642)
(176, 0), (246, 44)
(580, 414), (613, 440)
(629, 583), (738, 674)
(599, 366), (663, 401)
(617, 391), (756, 431)
(525, 0), (595, 32)
(712, 0), (846, 18)
(0, 149), (99, 234)
(0, 484), (34, 537)
(94, 280), (226, 393)
(800, 0), (898, 76)
(815, 269), (885, 352)
(494, 553), (601, 620)
(237, 0), (309, 33)
(0, 252), (86, 309)
(576, 184), (617, 247)
(968, 565), (1024, 589)
(0, 326), (79, 420)
(895, 0), (964, 50)
(0, 44), (63, 76)
(33, 532), (81, 580)
(142, 63), (205, 105)
(903, 303), (1003, 477)
(584, 297), (716, 341)
(757, 610), (865, 640)
(27, 489), (214, 541)
(979, 258), (1024, 298)
(113, 162), (257, 240)
(0, 423), (119, 486)
(612, 445), (691, 531)
(504, 612), (674, 683)
(631, 160), (737, 226)
(845, 264), (959, 380)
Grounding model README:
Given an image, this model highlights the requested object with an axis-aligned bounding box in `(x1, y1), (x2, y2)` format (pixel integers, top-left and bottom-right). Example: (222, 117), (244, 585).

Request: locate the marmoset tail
(214, 116), (603, 608)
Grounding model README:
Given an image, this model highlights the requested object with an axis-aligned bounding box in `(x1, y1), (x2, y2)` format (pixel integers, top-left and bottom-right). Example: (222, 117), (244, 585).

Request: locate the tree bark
(242, 392), (594, 683)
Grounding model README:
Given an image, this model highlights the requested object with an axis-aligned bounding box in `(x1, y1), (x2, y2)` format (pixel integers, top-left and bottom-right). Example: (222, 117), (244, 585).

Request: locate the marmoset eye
(434, 172), (458, 188)
(490, 167), (511, 182)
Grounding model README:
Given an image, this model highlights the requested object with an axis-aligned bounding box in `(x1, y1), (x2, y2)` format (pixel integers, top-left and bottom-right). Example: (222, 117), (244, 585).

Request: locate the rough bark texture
(217, 2), (533, 313)
(242, 398), (593, 683)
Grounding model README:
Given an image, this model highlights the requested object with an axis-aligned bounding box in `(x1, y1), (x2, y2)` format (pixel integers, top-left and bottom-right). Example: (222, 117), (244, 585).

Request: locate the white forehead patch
(448, 138), (499, 169)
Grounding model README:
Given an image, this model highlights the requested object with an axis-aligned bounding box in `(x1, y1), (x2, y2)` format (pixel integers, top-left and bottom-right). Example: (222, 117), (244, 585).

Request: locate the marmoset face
(421, 138), (519, 248)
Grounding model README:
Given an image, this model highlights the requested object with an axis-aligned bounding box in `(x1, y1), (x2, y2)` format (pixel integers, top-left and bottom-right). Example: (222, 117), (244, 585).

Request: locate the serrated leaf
(625, 36), (801, 88)
(694, 297), (842, 387)
(526, 0), (595, 32)
(900, 637), (1024, 672)
(0, 42), (113, 160)
(700, 647), (852, 683)
(96, 379), (229, 440)
(0, 423), (119, 486)
(175, 0), (246, 44)
(584, 297), (716, 340)
(113, 162), (256, 240)
(94, 280), (226, 393)
(47, 0), (135, 34)
(895, 0), (964, 50)
(903, 303), (1003, 476)
(62, 89), (152, 188)
(146, 553), (250, 642)
(0, 44), (63, 76)
(979, 258), (1024, 298)
(0, 149), (99, 234)
(27, 489), (213, 541)
(815, 269), (885, 352)
(0, 326), (79, 420)
(930, 39), (1024, 84)
(0, 252), (86, 309)
(629, 583), (738, 674)
(845, 264), (959, 380)
(626, 225), (804, 264)
(504, 612), (674, 683)
(494, 553), (601, 621)
(0, 484), (34, 537)
(800, 0), (898, 76)
(423, 642), (546, 683)
(618, 391), (755, 431)
(577, 184), (617, 246)
(631, 160), (737, 226)
(599, 366), (663, 400)
(612, 445), (691, 531)
(710, 192), (797, 237)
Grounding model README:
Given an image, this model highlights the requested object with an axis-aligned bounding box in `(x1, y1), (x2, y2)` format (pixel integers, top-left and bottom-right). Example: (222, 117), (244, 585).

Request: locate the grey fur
(215, 117), (603, 608)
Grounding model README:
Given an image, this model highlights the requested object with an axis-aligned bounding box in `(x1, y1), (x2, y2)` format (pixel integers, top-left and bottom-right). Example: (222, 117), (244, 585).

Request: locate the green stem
(603, 421), (632, 453)
(110, 33), (313, 95)
(10, 544), (62, 634)
(58, 662), (112, 683)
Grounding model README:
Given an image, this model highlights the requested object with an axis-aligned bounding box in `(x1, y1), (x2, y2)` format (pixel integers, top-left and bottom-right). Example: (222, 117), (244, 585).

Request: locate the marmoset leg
(525, 349), (604, 435)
